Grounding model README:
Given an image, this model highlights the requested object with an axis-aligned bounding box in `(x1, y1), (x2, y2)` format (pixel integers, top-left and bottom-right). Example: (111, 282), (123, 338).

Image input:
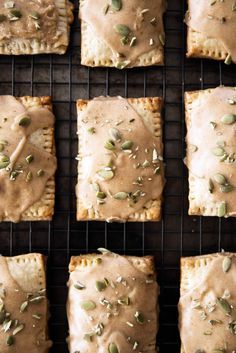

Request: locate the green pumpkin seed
(218, 202), (227, 217)
(96, 191), (107, 200)
(97, 169), (114, 181)
(80, 300), (96, 311)
(74, 282), (86, 290)
(6, 335), (14, 346)
(213, 173), (227, 185)
(220, 184), (234, 193)
(109, 128), (122, 141)
(216, 297), (231, 314)
(20, 301), (28, 313)
(121, 140), (133, 150)
(108, 342), (119, 353)
(95, 280), (107, 292)
(134, 311), (144, 324)
(37, 169), (44, 177)
(84, 332), (96, 342)
(159, 34), (165, 46)
(211, 147), (225, 156)
(87, 127), (96, 134)
(114, 24), (131, 37)
(26, 171), (33, 182)
(224, 53), (232, 65)
(142, 160), (150, 168)
(221, 114), (236, 125)
(111, 0), (122, 11)
(18, 116), (31, 127)
(113, 192), (128, 200)
(222, 257), (231, 273)
(117, 296), (130, 305)
(92, 182), (100, 192)
(210, 121), (217, 129)
(104, 140), (116, 150)
(116, 60), (130, 69)
(120, 36), (129, 45)
(9, 9), (21, 20)
(13, 323), (24, 335)
(208, 179), (214, 193)
(25, 154), (34, 164)
(29, 11), (40, 20)
(0, 14), (6, 22)
(0, 155), (10, 169)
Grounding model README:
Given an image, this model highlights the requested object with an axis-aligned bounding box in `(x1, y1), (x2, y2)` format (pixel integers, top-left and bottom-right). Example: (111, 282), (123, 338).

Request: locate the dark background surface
(0, 1), (235, 352)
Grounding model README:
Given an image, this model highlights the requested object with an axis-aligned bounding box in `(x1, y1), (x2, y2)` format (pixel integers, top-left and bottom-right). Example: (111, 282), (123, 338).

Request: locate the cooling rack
(0, 0), (235, 352)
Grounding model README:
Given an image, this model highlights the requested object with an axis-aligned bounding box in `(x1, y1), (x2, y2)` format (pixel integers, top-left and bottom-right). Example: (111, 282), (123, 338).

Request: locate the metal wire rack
(0, 0), (236, 352)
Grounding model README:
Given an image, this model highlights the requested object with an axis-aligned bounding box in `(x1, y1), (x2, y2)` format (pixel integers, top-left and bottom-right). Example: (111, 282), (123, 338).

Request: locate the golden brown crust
(2, 96), (56, 222)
(76, 97), (164, 222)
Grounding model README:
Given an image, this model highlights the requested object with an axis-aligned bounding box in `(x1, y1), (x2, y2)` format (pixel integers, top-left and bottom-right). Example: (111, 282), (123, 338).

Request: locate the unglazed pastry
(185, 87), (236, 217)
(67, 250), (159, 353)
(179, 252), (236, 353)
(79, 0), (166, 68)
(0, 95), (57, 222)
(0, 253), (52, 352)
(76, 96), (165, 222)
(186, 0), (236, 64)
(0, 0), (74, 55)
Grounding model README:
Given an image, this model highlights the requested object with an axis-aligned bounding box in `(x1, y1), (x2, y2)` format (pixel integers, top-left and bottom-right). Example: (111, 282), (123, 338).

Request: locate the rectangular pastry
(179, 252), (236, 353)
(79, 0), (166, 68)
(0, 95), (57, 222)
(185, 86), (236, 217)
(0, 0), (74, 55)
(185, 0), (236, 64)
(76, 96), (165, 222)
(0, 253), (52, 352)
(67, 250), (159, 353)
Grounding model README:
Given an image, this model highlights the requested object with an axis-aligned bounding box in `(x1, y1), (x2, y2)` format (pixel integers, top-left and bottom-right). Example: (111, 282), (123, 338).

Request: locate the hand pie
(179, 252), (236, 353)
(67, 250), (159, 353)
(76, 96), (165, 222)
(0, 0), (74, 55)
(0, 253), (52, 352)
(79, 0), (166, 68)
(185, 86), (236, 217)
(0, 95), (57, 222)
(185, 0), (236, 64)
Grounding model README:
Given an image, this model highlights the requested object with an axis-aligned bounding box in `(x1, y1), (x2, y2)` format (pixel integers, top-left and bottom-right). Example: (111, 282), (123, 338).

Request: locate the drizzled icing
(0, 95), (56, 222)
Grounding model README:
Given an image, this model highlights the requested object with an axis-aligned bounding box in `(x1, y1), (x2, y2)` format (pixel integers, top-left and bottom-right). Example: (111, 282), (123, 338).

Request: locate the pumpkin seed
(220, 184), (234, 193)
(13, 323), (24, 335)
(142, 160), (150, 168)
(109, 128), (122, 141)
(159, 34), (165, 46)
(189, 144), (198, 153)
(84, 332), (95, 342)
(154, 166), (161, 174)
(30, 296), (45, 303)
(222, 257), (231, 273)
(95, 280), (107, 292)
(121, 140), (133, 150)
(29, 11), (40, 20)
(120, 36), (129, 45)
(210, 121), (217, 129)
(20, 301), (28, 312)
(80, 300), (96, 311)
(32, 313), (42, 320)
(117, 296), (130, 305)
(208, 179), (214, 193)
(0, 155), (10, 169)
(97, 247), (110, 253)
(9, 9), (21, 20)
(25, 154), (34, 164)
(211, 147), (225, 156)
(116, 60), (130, 69)
(74, 282), (86, 290)
(87, 127), (95, 134)
(95, 257), (102, 264)
(150, 17), (157, 25)
(227, 98), (236, 105)
(216, 297), (231, 314)
(114, 24), (131, 37)
(113, 192), (128, 200)
(221, 114), (236, 125)
(218, 202), (227, 217)
(111, 0), (122, 11)
(108, 342), (119, 353)
(103, 4), (109, 14)
(97, 169), (114, 181)
(18, 116), (31, 127)
(104, 140), (116, 150)
(6, 335), (14, 346)
(37, 169), (44, 177)
(0, 14), (6, 22)
(213, 173), (227, 185)
(26, 171), (33, 182)
(92, 182), (100, 192)
(96, 191), (107, 200)
(95, 322), (104, 336)
(134, 311), (144, 324)
(224, 53), (232, 65)
(130, 37), (137, 47)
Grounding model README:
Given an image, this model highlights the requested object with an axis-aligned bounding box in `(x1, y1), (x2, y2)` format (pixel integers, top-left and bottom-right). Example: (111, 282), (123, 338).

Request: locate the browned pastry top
(0, 256), (52, 353)
(179, 253), (236, 353)
(185, 87), (236, 217)
(67, 251), (159, 353)
(0, 95), (56, 222)
(186, 0), (236, 63)
(80, 0), (166, 67)
(76, 96), (164, 222)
